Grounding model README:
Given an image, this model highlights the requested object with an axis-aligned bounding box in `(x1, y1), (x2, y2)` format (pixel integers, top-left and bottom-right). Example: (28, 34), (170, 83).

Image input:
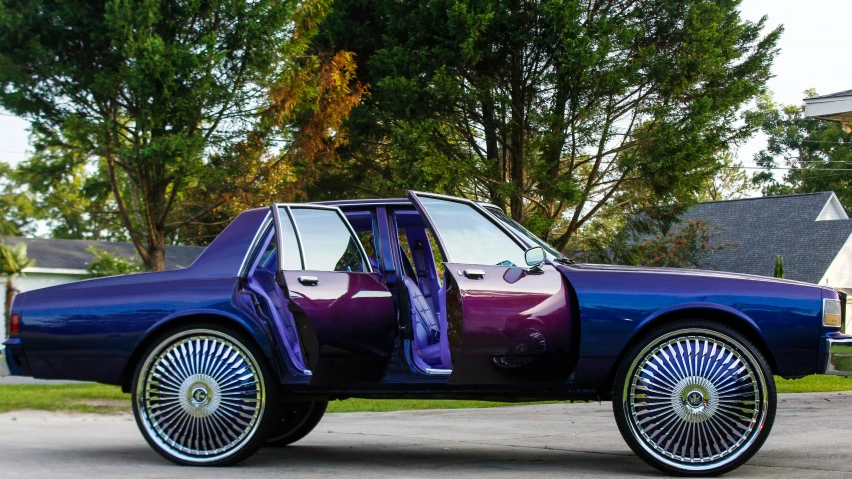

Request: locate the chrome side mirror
(525, 247), (545, 267)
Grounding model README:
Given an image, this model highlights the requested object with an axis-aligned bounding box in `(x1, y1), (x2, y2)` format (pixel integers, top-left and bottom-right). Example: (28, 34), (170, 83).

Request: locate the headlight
(824, 298), (843, 328)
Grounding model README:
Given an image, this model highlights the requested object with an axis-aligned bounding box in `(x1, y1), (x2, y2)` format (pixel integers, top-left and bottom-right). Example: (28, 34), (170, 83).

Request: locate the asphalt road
(0, 392), (850, 478)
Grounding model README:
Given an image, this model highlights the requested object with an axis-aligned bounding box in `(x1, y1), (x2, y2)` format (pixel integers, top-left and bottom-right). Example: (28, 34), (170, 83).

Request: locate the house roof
(2, 237), (206, 273)
(681, 192), (852, 284)
(807, 89), (852, 100)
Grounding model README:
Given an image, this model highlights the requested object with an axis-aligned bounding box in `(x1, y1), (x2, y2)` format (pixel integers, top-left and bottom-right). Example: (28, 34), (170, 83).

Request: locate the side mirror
(524, 247), (545, 267)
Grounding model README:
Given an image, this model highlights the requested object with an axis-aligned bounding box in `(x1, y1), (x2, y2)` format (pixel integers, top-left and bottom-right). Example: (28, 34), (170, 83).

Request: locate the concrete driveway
(0, 392), (850, 478)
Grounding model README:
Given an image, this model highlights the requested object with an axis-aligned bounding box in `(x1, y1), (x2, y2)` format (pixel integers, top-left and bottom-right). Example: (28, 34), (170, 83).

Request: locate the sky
(1, 0), (851, 172)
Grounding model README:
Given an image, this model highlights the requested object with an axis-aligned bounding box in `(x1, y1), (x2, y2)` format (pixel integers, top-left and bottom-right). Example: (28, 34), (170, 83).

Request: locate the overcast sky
(2, 0), (851, 173)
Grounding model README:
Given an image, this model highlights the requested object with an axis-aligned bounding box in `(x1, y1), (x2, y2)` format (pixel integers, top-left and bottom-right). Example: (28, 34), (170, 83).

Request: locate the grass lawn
(0, 375), (850, 415)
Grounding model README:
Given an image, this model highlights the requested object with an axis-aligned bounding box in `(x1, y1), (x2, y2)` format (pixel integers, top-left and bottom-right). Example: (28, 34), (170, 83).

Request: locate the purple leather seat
(403, 275), (442, 366)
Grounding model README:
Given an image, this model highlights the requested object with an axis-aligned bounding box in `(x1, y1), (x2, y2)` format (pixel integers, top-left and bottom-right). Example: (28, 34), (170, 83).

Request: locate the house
(804, 89), (852, 133)
(682, 192), (852, 291)
(0, 237), (205, 340)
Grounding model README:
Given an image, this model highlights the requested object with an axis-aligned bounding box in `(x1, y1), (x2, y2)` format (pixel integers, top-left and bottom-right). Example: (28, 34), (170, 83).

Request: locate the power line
(726, 166), (852, 171)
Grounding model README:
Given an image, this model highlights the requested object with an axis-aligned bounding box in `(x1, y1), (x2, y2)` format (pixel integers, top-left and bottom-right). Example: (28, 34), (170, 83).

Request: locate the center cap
(686, 390), (704, 407)
(191, 387), (209, 404)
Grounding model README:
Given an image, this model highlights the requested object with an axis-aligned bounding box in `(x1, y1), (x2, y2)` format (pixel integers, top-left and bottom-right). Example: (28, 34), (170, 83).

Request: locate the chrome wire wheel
(623, 328), (769, 474)
(136, 329), (267, 464)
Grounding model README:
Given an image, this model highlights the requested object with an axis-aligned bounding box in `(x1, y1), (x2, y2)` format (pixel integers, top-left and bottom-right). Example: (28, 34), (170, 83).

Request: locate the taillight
(10, 313), (19, 335)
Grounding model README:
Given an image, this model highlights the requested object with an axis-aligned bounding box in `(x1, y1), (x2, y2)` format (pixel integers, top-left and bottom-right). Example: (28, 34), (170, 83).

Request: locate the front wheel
(132, 326), (281, 466)
(613, 320), (776, 476)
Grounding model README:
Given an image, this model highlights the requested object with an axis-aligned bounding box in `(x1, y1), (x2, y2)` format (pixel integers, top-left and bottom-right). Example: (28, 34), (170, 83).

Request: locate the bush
(85, 246), (143, 278)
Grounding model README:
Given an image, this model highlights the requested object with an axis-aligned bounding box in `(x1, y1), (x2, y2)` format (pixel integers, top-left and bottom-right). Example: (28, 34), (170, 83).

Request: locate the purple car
(4, 191), (851, 475)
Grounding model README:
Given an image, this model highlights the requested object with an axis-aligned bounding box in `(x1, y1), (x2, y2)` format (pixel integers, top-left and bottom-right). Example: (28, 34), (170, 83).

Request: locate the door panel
(283, 270), (396, 384)
(269, 204), (397, 385)
(407, 191), (574, 385)
(445, 264), (573, 384)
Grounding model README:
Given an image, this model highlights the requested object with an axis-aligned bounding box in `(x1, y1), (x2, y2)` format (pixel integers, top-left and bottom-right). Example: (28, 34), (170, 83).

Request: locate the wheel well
(602, 308), (779, 399)
(119, 314), (269, 393)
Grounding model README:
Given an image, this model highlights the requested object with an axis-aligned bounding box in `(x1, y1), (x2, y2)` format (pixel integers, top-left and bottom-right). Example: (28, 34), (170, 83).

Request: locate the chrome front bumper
(825, 337), (852, 376)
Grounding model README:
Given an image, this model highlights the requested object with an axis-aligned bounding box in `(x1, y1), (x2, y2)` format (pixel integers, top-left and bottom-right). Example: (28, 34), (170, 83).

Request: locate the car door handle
(463, 269), (486, 280)
(298, 275), (319, 286)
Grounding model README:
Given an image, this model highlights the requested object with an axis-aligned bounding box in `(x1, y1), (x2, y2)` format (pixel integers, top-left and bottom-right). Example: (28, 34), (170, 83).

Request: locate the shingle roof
(681, 192), (852, 284)
(2, 237), (206, 272)
(807, 89), (852, 100)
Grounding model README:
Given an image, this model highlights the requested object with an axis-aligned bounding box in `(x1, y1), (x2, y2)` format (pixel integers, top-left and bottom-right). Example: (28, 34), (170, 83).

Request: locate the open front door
(270, 204), (396, 385)
(407, 192), (574, 385)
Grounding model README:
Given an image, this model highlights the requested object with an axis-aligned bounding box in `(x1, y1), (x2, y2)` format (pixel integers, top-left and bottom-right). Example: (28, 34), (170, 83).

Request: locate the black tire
(265, 400), (328, 447)
(612, 319), (776, 477)
(131, 324), (282, 466)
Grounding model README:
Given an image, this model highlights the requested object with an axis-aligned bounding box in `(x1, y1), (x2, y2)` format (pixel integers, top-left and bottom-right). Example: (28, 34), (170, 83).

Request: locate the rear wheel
(265, 400), (328, 447)
(132, 326), (281, 466)
(613, 320), (776, 476)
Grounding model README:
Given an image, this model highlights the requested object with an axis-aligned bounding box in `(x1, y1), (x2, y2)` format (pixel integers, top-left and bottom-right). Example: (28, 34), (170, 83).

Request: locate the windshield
(481, 206), (565, 260)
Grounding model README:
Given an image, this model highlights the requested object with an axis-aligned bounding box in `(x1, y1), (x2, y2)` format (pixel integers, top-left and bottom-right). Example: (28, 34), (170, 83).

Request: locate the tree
(0, 0), (334, 270)
(750, 92), (852, 211)
(10, 135), (122, 240)
(85, 246), (143, 278)
(773, 254), (784, 279)
(574, 218), (734, 269)
(312, 0), (781, 249)
(0, 242), (34, 336)
(697, 154), (753, 202)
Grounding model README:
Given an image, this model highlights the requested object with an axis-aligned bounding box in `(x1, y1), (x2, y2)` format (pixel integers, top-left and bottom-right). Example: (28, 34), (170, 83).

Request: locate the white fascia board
(22, 267), (88, 276)
(804, 97), (852, 119)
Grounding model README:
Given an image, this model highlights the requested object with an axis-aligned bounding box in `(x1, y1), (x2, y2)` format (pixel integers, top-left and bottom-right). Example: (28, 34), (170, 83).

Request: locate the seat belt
(412, 240), (432, 299)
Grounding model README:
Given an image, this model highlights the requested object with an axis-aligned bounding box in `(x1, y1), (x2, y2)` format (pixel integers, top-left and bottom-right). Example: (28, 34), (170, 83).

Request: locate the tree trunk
(5, 276), (17, 338)
(508, 31), (525, 222)
(145, 227), (167, 272)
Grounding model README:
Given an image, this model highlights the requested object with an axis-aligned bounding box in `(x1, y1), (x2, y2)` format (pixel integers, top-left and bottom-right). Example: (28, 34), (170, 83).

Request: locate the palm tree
(0, 242), (34, 337)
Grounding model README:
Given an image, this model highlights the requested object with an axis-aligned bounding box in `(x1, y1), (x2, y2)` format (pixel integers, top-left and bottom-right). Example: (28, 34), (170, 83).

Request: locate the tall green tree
(0, 0), (331, 270)
(313, 0), (781, 250)
(750, 92), (852, 212)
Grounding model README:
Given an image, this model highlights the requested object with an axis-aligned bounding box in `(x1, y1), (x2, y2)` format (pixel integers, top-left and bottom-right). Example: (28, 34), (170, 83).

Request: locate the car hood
(565, 263), (830, 290)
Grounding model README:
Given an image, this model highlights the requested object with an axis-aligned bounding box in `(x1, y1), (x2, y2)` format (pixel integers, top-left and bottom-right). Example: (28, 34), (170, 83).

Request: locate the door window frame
(407, 191), (531, 265)
(270, 203), (375, 274)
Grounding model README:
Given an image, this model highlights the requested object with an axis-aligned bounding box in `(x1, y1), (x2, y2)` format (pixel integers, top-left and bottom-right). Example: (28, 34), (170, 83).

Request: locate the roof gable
(681, 192), (852, 284)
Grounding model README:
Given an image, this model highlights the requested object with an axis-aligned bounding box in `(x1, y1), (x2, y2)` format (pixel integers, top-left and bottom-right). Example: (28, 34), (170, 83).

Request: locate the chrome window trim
(238, 212), (272, 278)
(270, 203), (374, 274)
(408, 190), (530, 264)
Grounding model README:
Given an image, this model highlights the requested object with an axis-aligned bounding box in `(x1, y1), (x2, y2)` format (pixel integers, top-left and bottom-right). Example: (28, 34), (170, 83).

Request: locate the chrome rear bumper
(825, 337), (852, 376)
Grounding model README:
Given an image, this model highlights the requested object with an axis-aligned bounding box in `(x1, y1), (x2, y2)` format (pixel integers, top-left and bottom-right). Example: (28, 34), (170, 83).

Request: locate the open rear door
(269, 204), (397, 385)
(407, 191), (574, 385)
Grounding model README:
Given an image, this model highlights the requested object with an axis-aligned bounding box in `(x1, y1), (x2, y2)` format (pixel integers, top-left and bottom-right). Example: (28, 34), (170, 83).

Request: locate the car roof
(314, 197), (504, 212)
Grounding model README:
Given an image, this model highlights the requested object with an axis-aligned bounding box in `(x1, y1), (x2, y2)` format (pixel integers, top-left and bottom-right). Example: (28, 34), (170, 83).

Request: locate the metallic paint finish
(444, 264), (573, 385)
(281, 271), (397, 384)
(557, 263), (827, 385)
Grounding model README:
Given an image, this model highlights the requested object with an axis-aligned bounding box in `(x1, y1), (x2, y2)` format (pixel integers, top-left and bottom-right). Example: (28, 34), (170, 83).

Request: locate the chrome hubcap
(625, 330), (768, 471)
(137, 331), (265, 463)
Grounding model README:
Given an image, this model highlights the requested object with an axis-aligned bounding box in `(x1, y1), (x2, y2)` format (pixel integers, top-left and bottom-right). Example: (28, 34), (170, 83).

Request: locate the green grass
(0, 383), (130, 414)
(774, 375), (852, 393)
(0, 375), (850, 415)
